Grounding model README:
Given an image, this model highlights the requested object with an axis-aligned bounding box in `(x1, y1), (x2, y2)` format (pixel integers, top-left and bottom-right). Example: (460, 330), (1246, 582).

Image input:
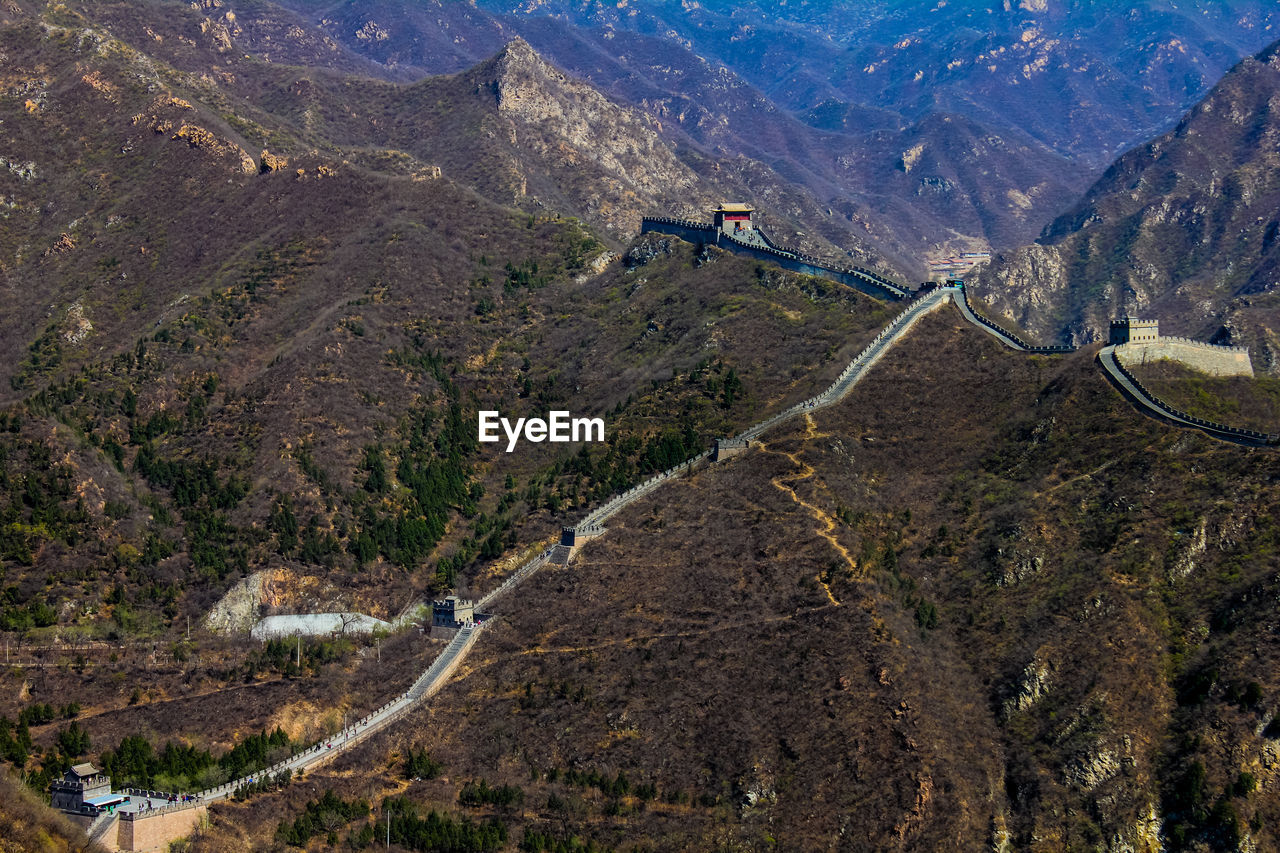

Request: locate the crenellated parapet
(641, 210), (909, 301)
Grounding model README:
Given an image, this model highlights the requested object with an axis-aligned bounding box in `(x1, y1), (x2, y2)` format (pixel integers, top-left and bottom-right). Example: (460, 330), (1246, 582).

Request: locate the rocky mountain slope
(3, 3), (1280, 852)
(973, 38), (1280, 372)
(146, 0), (909, 270)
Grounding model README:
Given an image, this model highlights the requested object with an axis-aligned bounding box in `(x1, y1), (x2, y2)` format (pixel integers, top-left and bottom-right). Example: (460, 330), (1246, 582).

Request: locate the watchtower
(50, 763), (111, 812)
(431, 595), (474, 628)
(712, 203), (755, 236)
(1110, 317), (1159, 345)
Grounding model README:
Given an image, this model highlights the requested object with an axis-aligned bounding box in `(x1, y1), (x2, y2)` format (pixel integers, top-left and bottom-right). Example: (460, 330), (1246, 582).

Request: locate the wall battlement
(713, 438), (752, 461)
(1116, 338), (1253, 378)
(640, 214), (908, 301)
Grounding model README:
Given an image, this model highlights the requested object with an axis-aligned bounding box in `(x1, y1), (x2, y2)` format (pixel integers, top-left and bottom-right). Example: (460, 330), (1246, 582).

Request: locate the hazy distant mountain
(477, 0), (1280, 164)
(268, 0), (1280, 270)
(973, 38), (1280, 373)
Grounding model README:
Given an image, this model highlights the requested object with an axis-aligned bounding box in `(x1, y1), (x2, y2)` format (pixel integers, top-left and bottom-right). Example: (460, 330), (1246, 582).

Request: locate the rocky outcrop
(1003, 658), (1053, 717)
(131, 96), (257, 173)
(465, 39), (715, 235)
(204, 571), (266, 634)
(259, 148), (289, 172)
(1063, 747), (1122, 790)
(623, 234), (675, 268)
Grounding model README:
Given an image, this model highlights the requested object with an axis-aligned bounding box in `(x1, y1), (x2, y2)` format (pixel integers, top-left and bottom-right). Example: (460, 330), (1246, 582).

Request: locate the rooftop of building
(69, 763), (101, 778)
(715, 203), (754, 213)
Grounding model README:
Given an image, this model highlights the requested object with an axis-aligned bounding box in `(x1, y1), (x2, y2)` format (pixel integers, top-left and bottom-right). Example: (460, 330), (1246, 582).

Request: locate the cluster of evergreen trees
(0, 702), (83, 766)
(0, 435), (88, 568)
(0, 586), (57, 631)
(276, 790), (369, 847)
(0, 716), (33, 767)
(96, 727), (293, 792)
(134, 447), (248, 510)
(98, 736), (214, 791)
(458, 779), (524, 809)
(376, 797), (507, 852)
(347, 349), (481, 575)
(220, 727), (293, 778)
(403, 746), (443, 780)
(545, 768), (653, 801)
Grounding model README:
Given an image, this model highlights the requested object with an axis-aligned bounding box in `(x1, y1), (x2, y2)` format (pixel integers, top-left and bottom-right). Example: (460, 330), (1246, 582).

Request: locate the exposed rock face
(468, 38), (712, 236)
(285, 0), (1280, 263)
(975, 38), (1280, 366)
(259, 148), (289, 172)
(131, 97), (257, 173)
(1004, 658), (1053, 717)
(203, 570), (265, 634)
(1064, 747), (1122, 790)
(622, 234), (674, 269)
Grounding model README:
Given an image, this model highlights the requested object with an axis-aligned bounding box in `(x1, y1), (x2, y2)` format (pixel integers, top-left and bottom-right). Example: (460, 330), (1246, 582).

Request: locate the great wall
(56, 213), (1279, 850)
(639, 214), (909, 300)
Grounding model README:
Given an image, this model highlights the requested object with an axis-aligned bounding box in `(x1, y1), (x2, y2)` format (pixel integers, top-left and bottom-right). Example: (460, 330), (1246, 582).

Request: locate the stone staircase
(87, 811), (118, 848)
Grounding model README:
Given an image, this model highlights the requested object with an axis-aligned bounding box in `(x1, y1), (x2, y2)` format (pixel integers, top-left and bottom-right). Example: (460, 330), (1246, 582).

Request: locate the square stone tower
(50, 763), (111, 812)
(1109, 317), (1159, 345)
(431, 595), (474, 628)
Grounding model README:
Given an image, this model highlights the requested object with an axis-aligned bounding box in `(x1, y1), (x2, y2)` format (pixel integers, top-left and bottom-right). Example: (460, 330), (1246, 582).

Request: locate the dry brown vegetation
(174, 311), (1280, 851)
(0, 768), (98, 853)
(5, 3), (1280, 851)
(1129, 361), (1280, 433)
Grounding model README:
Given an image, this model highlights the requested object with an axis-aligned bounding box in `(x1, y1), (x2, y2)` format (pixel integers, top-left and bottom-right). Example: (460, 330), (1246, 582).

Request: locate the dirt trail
(761, 414), (852, 605)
